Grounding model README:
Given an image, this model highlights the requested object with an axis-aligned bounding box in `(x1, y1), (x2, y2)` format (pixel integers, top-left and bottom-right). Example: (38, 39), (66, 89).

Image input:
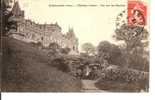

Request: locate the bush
(129, 53), (149, 72)
(60, 47), (71, 54)
(51, 57), (70, 73)
(103, 67), (149, 83)
(95, 67), (149, 91)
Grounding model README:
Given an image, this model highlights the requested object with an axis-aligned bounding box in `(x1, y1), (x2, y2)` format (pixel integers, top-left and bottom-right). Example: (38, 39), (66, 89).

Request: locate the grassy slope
(2, 37), (82, 92)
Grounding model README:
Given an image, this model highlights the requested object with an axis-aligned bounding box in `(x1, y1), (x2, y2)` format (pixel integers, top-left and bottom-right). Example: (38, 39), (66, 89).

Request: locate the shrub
(96, 67), (149, 91)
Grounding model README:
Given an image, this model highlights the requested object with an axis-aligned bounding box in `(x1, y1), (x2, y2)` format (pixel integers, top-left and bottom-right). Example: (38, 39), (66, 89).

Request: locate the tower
(12, 1), (24, 19)
(66, 27), (75, 39)
(66, 27), (79, 54)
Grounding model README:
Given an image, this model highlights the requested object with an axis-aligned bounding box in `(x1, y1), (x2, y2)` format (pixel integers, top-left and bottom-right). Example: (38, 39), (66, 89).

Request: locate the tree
(2, 0), (17, 36)
(97, 41), (111, 59)
(108, 44), (124, 66)
(113, 24), (149, 68)
(97, 41), (111, 67)
(81, 43), (95, 55)
(97, 41), (124, 67)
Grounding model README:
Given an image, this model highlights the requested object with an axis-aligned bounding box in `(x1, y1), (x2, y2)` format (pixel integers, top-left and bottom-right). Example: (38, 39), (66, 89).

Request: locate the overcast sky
(18, 0), (127, 48)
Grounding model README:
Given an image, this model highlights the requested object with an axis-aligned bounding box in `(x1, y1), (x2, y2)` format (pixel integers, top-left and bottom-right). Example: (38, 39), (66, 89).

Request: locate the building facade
(11, 2), (79, 53)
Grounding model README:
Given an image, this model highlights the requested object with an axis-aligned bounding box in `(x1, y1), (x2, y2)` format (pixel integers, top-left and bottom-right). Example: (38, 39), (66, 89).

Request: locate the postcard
(0, 0), (149, 92)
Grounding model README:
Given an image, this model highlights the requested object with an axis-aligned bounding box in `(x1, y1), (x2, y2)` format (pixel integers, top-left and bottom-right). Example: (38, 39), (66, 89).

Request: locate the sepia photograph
(0, 0), (149, 92)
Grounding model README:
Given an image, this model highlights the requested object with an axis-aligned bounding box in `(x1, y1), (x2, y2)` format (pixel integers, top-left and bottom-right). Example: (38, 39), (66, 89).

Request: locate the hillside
(1, 37), (82, 92)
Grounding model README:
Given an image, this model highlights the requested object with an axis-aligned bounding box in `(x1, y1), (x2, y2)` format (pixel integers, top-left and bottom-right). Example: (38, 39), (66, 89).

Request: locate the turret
(12, 1), (24, 18)
(66, 27), (75, 38)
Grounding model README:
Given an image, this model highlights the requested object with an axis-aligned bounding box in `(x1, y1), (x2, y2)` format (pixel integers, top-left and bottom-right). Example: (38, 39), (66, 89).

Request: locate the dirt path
(81, 80), (107, 92)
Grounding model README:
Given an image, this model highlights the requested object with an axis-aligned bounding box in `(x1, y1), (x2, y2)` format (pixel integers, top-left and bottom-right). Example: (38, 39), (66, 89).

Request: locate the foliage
(49, 42), (60, 50)
(95, 67), (149, 92)
(81, 43), (95, 55)
(97, 41), (111, 64)
(60, 47), (71, 54)
(2, 2), (18, 35)
(51, 57), (70, 73)
(47, 42), (61, 57)
(103, 67), (149, 82)
(128, 48), (149, 71)
(113, 24), (149, 68)
(29, 41), (43, 49)
(97, 41), (124, 67)
(114, 24), (148, 43)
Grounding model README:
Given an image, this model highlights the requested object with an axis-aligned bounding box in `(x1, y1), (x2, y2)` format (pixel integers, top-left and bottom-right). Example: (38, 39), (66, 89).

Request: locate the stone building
(11, 2), (79, 53)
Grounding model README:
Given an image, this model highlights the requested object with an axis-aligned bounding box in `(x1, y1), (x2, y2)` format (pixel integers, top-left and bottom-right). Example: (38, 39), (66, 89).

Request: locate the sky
(17, 0), (127, 48)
